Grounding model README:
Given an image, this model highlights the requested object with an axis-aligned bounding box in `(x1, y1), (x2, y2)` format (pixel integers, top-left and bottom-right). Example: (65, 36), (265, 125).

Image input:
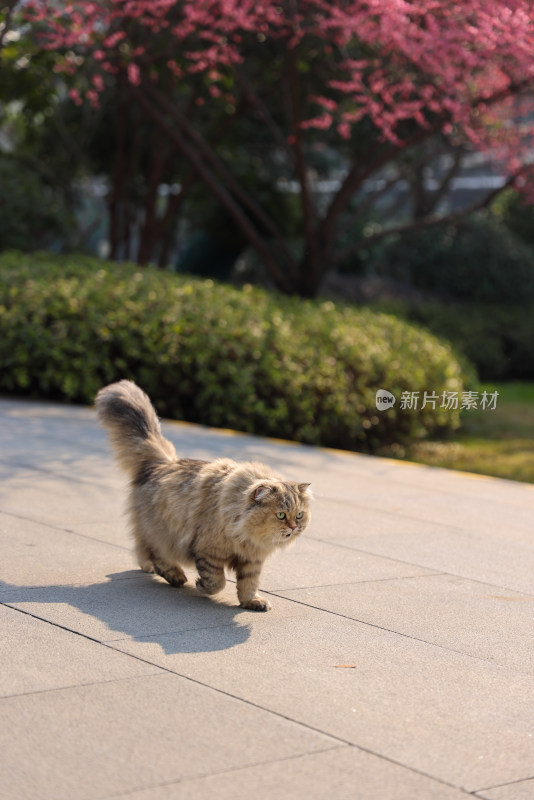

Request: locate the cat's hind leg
(135, 539), (156, 574)
(134, 540), (187, 587)
(152, 558), (188, 587)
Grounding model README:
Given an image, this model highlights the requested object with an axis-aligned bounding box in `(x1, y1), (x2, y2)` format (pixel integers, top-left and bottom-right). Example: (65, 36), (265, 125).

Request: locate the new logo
(375, 389), (396, 411)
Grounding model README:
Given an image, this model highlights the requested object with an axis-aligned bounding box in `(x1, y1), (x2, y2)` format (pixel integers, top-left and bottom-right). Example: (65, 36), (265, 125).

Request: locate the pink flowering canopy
(22, 0), (534, 292)
(28, 1), (534, 144)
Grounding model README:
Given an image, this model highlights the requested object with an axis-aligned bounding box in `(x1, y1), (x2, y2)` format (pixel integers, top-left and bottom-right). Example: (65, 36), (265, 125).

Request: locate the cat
(95, 380), (312, 611)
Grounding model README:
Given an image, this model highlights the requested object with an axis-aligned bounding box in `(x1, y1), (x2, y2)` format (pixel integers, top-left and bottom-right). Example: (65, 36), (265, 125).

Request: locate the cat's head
(243, 479), (312, 551)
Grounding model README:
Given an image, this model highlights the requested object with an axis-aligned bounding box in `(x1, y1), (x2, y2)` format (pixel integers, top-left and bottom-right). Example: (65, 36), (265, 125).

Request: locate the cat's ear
(298, 483), (312, 497)
(251, 484), (273, 502)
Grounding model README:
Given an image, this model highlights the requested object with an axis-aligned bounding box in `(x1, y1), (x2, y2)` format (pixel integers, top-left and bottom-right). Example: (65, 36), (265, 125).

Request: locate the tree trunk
(108, 83), (129, 260)
(156, 172), (196, 268)
(134, 85), (296, 293)
(295, 238), (332, 298)
(137, 128), (169, 265)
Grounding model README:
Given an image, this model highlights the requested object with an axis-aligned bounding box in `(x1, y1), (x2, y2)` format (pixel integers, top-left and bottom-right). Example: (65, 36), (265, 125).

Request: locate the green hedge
(401, 301), (534, 382)
(0, 156), (73, 252)
(0, 251), (470, 451)
(376, 216), (534, 304)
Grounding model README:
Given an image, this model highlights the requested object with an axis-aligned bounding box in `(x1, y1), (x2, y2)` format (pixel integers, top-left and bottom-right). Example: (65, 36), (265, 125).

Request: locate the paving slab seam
(305, 531), (463, 567)
(2, 554), (525, 782)
(96, 744), (351, 800)
(4, 513), (534, 664)
(97, 747), (477, 800)
(100, 616), (289, 643)
(1, 674), (164, 702)
(382, 471), (534, 501)
(4, 588), (453, 672)
(0, 508), (131, 552)
(0, 431), (109, 455)
(251, 589), (534, 677)
(95, 629), (522, 797)
(305, 533), (534, 599)
(0, 456), (112, 485)
(268, 571), (445, 592)
(5, 494), (532, 601)
(2, 609), (401, 786)
(101, 639), (475, 799)
(318, 495), (519, 534)
(0, 571), (144, 598)
(277, 566), (534, 601)
(0, 597), (525, 800)
(319, 487), (534, 531)
(301, 530), (459, 573)
(6, 569), (533, 678)
(473, 775), (534, 796)
(3, 604), (348, 757)
(2, 602), (112, 647)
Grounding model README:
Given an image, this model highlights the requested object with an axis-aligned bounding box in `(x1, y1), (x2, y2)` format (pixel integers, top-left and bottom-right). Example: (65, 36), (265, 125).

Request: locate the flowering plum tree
(0, 1), (20, 51)
(26, 0), (534, 296)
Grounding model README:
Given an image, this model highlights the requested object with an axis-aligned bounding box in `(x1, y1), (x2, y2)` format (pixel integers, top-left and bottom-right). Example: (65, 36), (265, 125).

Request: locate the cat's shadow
(1, 571), (253, 654)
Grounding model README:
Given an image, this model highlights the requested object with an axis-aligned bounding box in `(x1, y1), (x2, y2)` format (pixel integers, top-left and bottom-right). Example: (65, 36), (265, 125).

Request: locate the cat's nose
(289, 524), (297, 531)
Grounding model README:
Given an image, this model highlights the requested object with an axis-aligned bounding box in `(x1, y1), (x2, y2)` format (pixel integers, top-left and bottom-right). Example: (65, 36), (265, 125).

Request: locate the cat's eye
(296, 511), (304, 519)
(276, 512), (286, 520)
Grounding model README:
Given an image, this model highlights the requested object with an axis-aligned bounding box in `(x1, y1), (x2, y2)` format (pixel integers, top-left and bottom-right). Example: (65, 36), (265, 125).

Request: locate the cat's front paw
(240, 595), (272, 612)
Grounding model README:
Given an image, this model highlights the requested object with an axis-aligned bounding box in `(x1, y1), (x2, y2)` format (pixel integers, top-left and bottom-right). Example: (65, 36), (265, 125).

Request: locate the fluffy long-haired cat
(95, 380), (311, 611)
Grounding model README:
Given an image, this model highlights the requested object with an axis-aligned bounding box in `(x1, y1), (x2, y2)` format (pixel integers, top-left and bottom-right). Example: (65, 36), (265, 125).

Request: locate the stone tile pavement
(1, 396), (534, 799)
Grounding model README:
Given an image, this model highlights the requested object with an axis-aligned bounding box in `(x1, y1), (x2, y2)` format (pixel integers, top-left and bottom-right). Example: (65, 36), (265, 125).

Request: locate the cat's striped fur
(95, 380), (311, 611)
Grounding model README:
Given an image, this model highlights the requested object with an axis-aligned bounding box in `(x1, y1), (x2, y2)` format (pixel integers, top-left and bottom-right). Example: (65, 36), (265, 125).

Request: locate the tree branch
(318, 75), (534, 277)
(348, 167), (408, 221)
(233, 65), (295, 167)
(411, 146), (465, 219)
(334, 166), (530, 264)
(320, 125), (443, 245)
(0, 0), (19, 51)
(108, 76), (130, 260)
(154, 103), (248, 267)
(137, 125), (170, 265)
(143, 82), (299, 276)
(285, 42), (321, 286)
(156, 182), (191, 268)
(134, 86), (295, 293)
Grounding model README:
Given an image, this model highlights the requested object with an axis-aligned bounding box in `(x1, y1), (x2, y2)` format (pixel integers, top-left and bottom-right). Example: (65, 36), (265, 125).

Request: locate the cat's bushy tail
(95, 380), (176, 476)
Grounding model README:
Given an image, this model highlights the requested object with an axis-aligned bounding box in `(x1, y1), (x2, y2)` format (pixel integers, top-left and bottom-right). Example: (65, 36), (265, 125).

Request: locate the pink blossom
(68, 88), (82, 106)
(167, 60), (182, 77)
(25, 0), (534, 189)
(311, 96), (338, 112)
(301, 113), (333, 131)
(127, 62), (141, 86)
(85, 89), (99, 107)
(103, 31), (126, 49)
(337, 122), (351, 139)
